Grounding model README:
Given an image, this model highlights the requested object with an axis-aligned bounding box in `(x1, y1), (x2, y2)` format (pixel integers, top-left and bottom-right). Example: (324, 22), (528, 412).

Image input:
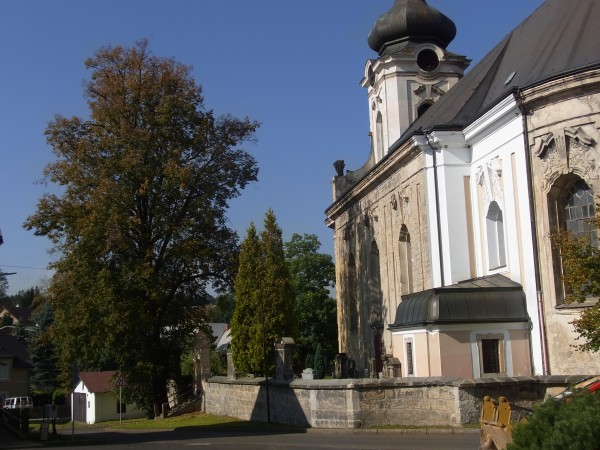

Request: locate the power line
(0, 265), (48, 270)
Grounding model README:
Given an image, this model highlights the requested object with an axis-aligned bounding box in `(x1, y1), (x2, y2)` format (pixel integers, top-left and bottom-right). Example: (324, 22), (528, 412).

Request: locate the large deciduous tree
(24, 40), (259, 414)
(284, 233), (337, 368)
(552, 214), (600, 352)
(231, 210), (296, 375)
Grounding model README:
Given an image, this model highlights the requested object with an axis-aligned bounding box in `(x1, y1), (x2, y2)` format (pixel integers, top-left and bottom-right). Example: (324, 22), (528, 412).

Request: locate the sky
(0, 0), (545, 295)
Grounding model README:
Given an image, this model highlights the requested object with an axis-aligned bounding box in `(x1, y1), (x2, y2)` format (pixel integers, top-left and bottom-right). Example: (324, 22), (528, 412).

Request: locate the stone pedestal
(227, 350), (236, 379)
(275, 337), (295, 380)
(334, 353), (348, 379)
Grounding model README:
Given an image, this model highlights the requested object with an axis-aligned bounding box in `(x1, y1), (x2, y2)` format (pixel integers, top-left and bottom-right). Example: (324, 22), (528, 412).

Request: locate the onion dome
(368, 0), (457, 55)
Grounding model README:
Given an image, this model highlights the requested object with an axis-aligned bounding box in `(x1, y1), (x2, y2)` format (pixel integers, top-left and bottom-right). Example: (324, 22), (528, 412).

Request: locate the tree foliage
(210, 292), (235, 324)
(508, 391), (600, 450)
(7, 287), (38, 308)
(552, 214), (600, 352)
(284, 233), (337, 366)
(24, 40), (259, 412)
(231, 210), (296, 375)
(0, 274), (7, 301)
(29, 291), (60, 392)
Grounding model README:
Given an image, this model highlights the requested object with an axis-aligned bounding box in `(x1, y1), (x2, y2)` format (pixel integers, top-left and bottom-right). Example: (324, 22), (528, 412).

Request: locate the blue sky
(0, 0), (544, 295)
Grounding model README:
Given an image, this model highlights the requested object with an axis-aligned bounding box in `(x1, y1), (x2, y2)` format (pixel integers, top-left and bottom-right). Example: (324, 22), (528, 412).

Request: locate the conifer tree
(231, 210), (296, 375)
(313, 343), (324, 379)
(231, 223), (263, 373)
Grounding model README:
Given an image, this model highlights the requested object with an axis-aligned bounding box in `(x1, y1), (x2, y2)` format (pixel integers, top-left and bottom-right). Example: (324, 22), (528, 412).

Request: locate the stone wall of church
(203, 375), (583, 428)
(332, 147), (432, 374)
(525, 69), (600, 375)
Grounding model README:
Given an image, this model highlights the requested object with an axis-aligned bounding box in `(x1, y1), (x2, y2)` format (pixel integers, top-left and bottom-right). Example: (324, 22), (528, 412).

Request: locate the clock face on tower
(417, 49), (440, 72)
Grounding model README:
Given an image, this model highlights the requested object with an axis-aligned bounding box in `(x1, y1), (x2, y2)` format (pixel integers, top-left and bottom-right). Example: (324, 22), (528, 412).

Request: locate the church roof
(389, 275), (530, 329)
(390, 0), (600, 151)
(368, 0), (456, 55)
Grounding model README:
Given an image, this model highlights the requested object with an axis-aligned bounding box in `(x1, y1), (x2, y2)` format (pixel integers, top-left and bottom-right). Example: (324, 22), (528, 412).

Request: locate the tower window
(417, 49), (439, 72)
(417, 102), (433, 118)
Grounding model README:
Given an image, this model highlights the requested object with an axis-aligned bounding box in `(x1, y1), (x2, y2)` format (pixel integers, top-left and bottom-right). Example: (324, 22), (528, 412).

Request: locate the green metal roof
(389, 274), (530, 329)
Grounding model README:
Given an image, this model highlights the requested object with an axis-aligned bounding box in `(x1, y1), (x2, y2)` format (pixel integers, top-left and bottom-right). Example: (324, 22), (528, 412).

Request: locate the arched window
(486, 201), (506, 270)
(376, 112), (384, 161)
(348, 252), (358, 332)
(399, 225), (413, 295)
(369, 240), (383, 325)
(548, 176), (597, 304)
(565, 180), (597, 246)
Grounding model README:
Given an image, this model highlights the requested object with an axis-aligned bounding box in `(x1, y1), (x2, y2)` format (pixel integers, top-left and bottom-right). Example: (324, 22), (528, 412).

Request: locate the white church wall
(464, 98), (543, 375)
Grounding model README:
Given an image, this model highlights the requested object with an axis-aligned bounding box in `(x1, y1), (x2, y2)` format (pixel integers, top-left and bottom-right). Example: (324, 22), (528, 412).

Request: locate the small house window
(477, 335), (506, 376)
(481, 339), (500, 373)
(117, 401), (126, 414)
(405, 339), (414, 376)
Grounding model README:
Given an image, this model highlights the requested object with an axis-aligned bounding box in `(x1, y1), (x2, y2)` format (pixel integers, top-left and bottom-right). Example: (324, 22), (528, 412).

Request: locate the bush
(508, 391), (600, 450)
(52, 389), (66, 405)
(31, 391), (52, 406)
(210, 350), (227, 376)
(313, 344), (324, 379)
(304, 353), (314, 370)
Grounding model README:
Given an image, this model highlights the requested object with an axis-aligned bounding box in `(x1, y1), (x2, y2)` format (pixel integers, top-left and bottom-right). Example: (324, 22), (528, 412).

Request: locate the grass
(29, 411), (301, 433)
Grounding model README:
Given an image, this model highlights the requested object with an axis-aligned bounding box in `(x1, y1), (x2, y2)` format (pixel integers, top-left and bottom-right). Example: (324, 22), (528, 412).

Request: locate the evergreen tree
(8, 287), (38, 308)
(0, 273), (8, 301)
(313, 343), (324, 379)
(231, 210), (296, 375)
(29, 294), (59, 392)
(231, 223), (263, 373)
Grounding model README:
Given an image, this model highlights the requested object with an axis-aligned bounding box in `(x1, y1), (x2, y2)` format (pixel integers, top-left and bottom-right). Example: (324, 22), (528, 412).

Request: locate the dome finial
(368, 0), (457, 55)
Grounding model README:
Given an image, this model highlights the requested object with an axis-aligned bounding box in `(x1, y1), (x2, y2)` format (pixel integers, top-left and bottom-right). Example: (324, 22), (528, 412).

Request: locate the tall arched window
(486, 201), (506, 270)
(565, 179), (597, 246)
(548, 175), (597, 304)
(399, 225), (413, 295)
(376, 112), (384, 161)
(348, 252), (358, 332)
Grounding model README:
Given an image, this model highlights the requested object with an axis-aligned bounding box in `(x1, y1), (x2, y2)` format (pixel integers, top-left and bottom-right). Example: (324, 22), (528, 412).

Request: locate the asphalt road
(18, 428), (480, 450)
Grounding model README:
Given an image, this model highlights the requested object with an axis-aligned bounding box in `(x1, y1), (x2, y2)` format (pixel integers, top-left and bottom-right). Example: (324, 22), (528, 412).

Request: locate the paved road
(2, 427), (480, 450)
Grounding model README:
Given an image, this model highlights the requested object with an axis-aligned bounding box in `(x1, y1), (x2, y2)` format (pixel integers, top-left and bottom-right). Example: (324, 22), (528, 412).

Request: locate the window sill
(556, 298), (598, 309)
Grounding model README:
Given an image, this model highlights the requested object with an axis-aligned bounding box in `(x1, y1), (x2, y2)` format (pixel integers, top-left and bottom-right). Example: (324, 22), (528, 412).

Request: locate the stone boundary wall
(202, 375), (588, 428)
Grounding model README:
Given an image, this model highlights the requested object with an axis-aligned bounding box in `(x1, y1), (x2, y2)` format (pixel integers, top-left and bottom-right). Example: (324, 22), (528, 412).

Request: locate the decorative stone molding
(476, 158), (504, 209)
(566, 127), (598, 181)
(537, 127), (598, 192)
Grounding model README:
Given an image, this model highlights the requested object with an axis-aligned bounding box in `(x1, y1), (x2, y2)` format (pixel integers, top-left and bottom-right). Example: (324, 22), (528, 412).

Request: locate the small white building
(73, 371), (144, 424)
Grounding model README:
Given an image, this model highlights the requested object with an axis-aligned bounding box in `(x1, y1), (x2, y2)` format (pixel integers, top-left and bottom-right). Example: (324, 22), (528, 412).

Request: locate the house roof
(78, 371), (117, 394)
(389, 274), (530, 329)
(0, 335), (32, 368)
(0, 305), (31, 324)
(391, 0), (600, 151)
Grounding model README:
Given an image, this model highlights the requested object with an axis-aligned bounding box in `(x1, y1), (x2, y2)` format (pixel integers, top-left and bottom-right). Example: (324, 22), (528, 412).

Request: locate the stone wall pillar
(275, 337), (295, 380)
(227, 350), (236, 379)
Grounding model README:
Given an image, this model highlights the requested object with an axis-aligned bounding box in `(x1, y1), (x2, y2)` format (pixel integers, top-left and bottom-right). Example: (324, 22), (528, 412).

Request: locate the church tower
(364, 0), (469, 163)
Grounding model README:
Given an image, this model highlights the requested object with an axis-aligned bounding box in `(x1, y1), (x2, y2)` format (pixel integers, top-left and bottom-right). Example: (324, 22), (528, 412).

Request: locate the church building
(326, 0), (600, 378)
